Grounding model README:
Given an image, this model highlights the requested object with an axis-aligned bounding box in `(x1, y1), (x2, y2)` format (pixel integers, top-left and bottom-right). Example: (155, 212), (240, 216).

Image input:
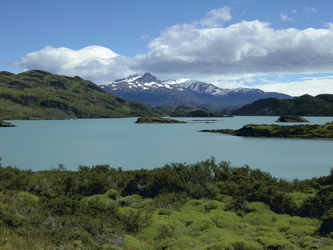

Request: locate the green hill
(201, 122), (333, 139)
(231, 94), (333, 116)
(0, 70), (161, 120)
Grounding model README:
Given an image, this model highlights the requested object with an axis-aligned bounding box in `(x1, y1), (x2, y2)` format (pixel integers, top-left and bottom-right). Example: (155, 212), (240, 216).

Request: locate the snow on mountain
(102, 72), (257, 96)
(103, 73), (173, 91)
(100, 72), (291, 109)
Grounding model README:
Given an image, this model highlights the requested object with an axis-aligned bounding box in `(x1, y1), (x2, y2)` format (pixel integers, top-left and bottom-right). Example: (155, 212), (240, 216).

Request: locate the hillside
(0, 70), (161, 120)
(101, 73), (291, 109)
(231, 94), (333, 116)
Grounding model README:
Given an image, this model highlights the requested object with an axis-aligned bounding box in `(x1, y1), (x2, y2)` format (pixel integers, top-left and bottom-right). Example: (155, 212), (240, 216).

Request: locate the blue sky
(1, 0), (333, 96)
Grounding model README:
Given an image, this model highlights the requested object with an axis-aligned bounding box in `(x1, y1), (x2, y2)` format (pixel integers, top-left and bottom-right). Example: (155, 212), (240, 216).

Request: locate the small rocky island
(276, 115), (309, 122)
(0, 120), (16, 127)
(135, 116), (187, 124)
(201, 122), (333, 139)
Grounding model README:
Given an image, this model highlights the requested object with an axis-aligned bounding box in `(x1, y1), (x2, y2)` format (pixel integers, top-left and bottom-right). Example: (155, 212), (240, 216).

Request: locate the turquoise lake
(1, 116), (332, 180)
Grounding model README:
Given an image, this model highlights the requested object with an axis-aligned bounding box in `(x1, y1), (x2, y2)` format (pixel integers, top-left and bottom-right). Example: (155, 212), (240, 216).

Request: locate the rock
(276, 115), (309, 122)
(0, 120), (16, 127)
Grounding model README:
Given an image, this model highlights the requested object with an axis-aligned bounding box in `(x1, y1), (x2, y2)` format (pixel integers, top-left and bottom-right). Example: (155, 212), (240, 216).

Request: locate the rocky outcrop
(0, 120), (16, 127)
(276, 115), (309, 122)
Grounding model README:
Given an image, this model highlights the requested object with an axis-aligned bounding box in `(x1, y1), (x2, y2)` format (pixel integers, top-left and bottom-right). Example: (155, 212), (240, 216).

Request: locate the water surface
(1, 116), (332, 180)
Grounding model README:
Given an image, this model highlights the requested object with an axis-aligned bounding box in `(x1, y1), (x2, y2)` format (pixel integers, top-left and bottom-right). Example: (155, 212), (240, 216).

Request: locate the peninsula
(201, 122), (333, 139)
(0, 120), (16, 127)
(135, 116), (187, 124)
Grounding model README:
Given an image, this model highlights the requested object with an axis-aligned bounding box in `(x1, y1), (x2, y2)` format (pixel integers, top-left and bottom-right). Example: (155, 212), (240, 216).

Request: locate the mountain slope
(231, 94), (333, 116)
(101, 73), (292, 109)
(0, 70), (161, 120)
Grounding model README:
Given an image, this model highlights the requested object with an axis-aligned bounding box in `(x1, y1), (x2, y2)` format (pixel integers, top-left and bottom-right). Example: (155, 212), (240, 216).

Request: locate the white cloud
(200, 7), (232, 27)
(253, 76), (333, 96)
(15, 45), (134, 83)
(280, 12), (294, 21)
(13, 7), (333, 97)
(133, 19), (333, 82)
(140, 34), (150, 40)
(324, 22), (333, 29)
(305, 6), (317, 13)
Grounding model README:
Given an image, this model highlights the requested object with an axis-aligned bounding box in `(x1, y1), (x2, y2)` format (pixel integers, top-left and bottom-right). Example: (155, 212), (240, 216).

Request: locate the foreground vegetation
(0, 158), (332, 249)
(0, 70), (161, 120)
(201, 122), (333, 139)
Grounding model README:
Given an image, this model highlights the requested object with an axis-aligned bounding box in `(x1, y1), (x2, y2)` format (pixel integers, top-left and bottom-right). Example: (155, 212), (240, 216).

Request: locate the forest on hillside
(0, 158), (332, 249)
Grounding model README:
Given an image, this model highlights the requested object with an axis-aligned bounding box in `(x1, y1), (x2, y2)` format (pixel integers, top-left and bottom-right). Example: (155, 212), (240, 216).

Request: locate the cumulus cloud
(15, 45), (134, 83)
(14, 6), (333, 95)
(253, 76), (333, 96)
(134, 19), (333, 81)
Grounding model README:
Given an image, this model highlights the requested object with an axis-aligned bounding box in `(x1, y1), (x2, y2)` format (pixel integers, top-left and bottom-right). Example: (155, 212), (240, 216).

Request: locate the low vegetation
(201, 121), (333, 139)
(0, 157), (332, 249)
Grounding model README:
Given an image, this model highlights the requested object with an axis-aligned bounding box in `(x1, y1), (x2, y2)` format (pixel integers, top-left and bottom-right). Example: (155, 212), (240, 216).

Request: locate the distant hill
(230, 94), (333, 116)
(0, 70), (161, 120)
(100, 73), (292, 110)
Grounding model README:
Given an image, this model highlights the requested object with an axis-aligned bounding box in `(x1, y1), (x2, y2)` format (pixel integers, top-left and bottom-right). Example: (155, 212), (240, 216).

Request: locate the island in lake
(135, 116), (187, 124)
(201, 121), (333, 139)
(275, 115), (309, 122)
(0, 120), (16, 127)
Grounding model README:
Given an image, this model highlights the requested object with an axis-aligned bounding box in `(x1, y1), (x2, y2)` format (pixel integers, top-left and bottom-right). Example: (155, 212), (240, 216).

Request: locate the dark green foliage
(0, 70), (162, 120)
(202, 122), (333, 139)
(0, 158), (332, 248)
(232, 94), (333, 116)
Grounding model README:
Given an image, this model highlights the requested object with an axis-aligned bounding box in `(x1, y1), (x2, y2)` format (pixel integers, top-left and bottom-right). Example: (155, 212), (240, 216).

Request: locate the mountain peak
(100, 73), (291, 108)
(139, 72), (160, 83)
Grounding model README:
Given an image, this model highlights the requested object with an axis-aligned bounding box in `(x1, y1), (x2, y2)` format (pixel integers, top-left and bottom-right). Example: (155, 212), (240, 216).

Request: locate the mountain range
(101, 73), (292, 110)
(0, 70), (161, 120)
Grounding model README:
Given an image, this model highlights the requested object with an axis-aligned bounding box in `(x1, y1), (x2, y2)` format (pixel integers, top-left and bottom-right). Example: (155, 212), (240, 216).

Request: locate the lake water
(1, 116), (333, 180)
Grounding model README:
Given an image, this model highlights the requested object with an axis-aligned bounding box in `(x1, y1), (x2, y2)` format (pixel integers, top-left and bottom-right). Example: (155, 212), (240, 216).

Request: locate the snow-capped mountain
(109, 73), (171, 92)
(101, 73), (291, 109)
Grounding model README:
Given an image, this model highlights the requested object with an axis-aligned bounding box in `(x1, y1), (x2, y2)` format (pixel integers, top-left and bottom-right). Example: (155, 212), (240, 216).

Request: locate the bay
(1, 116), (332, 180)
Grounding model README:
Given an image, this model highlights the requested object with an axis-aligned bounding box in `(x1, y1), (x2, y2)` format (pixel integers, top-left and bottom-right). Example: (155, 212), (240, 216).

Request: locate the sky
(1, 0), (333, 96)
